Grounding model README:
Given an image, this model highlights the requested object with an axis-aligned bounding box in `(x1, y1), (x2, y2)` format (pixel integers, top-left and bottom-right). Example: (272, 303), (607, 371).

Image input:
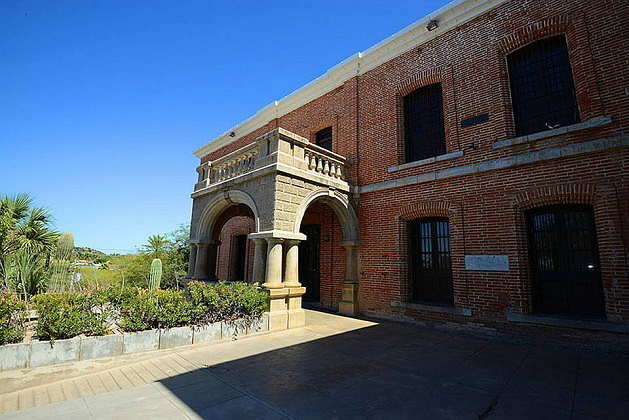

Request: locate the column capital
(248, 230), (307, 241)
(265, 237), (284, 246)
(341, 240), (360, 249)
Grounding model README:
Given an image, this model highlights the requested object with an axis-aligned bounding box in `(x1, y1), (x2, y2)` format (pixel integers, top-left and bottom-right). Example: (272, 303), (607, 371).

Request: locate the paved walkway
(1, 310), (628, 419)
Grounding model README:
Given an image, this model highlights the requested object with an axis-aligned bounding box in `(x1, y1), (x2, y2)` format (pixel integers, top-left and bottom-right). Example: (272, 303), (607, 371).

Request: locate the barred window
(508, 35), (580, 136)
(408, 217), (453, 304)
(403, 83), (446, 163)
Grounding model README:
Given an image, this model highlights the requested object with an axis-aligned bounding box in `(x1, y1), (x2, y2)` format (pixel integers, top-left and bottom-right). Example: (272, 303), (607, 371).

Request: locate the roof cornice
(194, 0), (509, 159)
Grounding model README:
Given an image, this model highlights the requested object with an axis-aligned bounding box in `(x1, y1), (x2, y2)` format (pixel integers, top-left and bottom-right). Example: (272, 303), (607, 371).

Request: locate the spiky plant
(0, 194), (58, 284)
(2, 251), (46, 299)
(149, 258), (162, 290)
(48, 232), (74, 292)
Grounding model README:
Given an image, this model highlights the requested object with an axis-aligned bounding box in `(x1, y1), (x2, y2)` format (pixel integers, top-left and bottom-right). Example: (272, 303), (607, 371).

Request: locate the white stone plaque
(465, 255), (509, 271)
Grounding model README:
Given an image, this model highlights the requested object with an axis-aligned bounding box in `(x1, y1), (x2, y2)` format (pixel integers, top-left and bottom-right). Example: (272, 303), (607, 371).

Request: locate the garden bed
(0, 314), (269, 371)
(0, 281), (269, 371)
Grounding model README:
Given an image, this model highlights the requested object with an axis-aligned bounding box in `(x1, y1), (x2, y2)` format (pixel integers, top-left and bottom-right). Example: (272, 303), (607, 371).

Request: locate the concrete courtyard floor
(1, 309), (628, 419)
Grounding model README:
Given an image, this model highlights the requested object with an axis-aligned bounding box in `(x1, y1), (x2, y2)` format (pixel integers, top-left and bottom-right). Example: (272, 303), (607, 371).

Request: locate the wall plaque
(461, 113), (489, 128)
(465, 255), (509, 271)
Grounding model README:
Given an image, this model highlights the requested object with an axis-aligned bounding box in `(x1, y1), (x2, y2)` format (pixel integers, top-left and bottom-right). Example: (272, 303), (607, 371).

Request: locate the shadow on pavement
(157, 311), (629, 420)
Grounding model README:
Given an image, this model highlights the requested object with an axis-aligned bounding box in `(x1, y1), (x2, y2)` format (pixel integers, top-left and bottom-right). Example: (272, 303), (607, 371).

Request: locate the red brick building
(188, 0), (629, 337)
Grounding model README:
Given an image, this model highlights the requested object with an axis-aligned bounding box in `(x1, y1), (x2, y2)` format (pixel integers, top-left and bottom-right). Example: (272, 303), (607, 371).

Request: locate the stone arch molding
(294, 189), (359, 243)
(194, 189), (261, 242)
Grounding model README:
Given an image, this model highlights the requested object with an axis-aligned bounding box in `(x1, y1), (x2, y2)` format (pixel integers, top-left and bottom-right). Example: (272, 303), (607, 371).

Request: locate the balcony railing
(193, 128), (348, 193)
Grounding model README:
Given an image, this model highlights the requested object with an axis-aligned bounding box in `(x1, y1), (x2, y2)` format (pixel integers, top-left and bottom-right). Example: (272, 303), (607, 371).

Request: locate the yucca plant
(149, 258), (162, 290)
(1, 251), (47, 300)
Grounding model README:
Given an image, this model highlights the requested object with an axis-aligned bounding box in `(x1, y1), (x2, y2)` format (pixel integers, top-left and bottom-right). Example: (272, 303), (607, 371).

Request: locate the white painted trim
(194, 0), (509, 159)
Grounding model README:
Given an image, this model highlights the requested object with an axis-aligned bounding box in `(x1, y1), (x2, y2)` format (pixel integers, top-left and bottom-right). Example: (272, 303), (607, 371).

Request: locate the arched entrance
(188, 190), (260, 282)
(294, 190), (360, 315)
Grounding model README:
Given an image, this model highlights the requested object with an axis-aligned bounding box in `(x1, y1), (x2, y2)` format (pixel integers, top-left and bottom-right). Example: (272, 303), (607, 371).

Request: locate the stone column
(263, 238), (289, 330)
(206, 240), (220, 281)
(283, 239), (305, 329)
(193, 240), (219, 281)
(251, 238), (267, 284)
(193, 242), (209, 280)
(187, 243), (197, 278)
(263, 238), (284, 289)
(339, 242), (360, 316)
(283, 240), (301, 287)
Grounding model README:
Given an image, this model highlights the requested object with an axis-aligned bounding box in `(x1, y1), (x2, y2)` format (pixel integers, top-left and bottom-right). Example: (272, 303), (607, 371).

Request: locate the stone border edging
(0, 314), (269, 372)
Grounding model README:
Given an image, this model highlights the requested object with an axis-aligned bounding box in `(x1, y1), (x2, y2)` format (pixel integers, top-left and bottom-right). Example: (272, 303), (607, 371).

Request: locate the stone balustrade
(303, 144), (345, 180)
(193, 127), (349, 194)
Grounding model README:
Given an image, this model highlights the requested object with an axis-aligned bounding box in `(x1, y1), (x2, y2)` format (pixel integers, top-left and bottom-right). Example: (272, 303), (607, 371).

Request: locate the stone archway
(188, 190), (260, 281)
(188, 127), (359, 330)
(294, 189), (360, 315)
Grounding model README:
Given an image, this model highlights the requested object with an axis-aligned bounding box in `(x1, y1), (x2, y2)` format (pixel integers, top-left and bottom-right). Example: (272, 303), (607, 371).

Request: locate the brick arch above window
(512, 184), (597, 211)
(397, 66), (446, 97)
(395, 65), (460, 164)
(498, 15), (571, 54)
(399, 201), (457, 220)
(496, 13), (604, 136)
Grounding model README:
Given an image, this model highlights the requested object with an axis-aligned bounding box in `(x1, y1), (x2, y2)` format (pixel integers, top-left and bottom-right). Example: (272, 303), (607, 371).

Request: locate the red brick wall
(201, 0), (629, 331)
(216, 216), (255, 282)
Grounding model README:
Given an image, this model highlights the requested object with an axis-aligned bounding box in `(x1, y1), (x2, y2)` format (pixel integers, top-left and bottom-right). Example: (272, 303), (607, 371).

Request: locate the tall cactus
(48, 232), (74, 292)
(149, 258), (162, 290)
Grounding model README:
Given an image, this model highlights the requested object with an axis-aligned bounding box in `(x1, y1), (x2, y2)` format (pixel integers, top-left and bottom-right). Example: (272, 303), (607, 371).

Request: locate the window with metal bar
(408, 217), (453, 304)
(526, 205), (604, 317)
(315, 127), (332, 151)
(508, 35), (580, 136)
(403, 83), (446, 163)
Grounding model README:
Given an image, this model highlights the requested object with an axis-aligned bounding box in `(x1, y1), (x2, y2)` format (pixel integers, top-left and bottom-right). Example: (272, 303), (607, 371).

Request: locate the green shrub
(0, 292), (27, 345)
(187, 281), (268, 326)
(117, 288), (193, 332)
(101, 284), (140, 307)
(33, 292), (113, 341)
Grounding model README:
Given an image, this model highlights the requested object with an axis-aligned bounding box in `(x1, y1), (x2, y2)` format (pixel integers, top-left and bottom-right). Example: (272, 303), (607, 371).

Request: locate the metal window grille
(408, 217), (453, 304)
(508, 35), (580, 136)
(527, 205), (605, 318)
(403, 83), (446, 163)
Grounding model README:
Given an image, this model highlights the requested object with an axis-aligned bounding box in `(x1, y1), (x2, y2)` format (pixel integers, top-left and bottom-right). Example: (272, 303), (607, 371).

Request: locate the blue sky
(0, 0), (448, 253)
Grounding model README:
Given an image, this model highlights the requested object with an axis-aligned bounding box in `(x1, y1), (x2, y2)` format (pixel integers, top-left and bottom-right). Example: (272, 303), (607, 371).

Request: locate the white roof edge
(194, 0), (508, 159)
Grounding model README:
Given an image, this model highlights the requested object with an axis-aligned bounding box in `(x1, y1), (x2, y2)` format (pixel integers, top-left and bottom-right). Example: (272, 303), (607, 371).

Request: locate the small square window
(315, 127), (332, 151)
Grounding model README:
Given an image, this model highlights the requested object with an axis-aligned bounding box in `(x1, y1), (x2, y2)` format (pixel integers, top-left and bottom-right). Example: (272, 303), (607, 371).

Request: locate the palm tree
(0, 194), (58, 257)
(0, 194), (59, 292)
(142, 235), (168, 256)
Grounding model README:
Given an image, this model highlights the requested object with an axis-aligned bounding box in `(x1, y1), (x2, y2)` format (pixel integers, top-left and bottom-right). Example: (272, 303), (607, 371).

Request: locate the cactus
(149, 258), (162, 290)
(48, 232), (74, 292)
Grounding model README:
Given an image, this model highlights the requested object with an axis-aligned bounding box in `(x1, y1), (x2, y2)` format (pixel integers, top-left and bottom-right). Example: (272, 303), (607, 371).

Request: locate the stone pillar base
(267, 311), (289, 331)
(267, 288), (289, 330)
(339, 283), (359, 316)
(265, 287), (306, 330)
(287, 287), (306, 328)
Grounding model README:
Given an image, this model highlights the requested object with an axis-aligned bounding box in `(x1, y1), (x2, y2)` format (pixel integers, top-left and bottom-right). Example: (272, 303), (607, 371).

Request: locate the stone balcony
(193, 128), (350, 197)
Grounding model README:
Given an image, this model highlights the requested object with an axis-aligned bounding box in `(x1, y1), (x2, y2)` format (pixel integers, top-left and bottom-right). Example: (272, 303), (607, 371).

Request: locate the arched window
(527, 205), (604, 317)
(508, 35), (579, 136)
(408, 217), (453, 304)
(403, 83), (446, 162)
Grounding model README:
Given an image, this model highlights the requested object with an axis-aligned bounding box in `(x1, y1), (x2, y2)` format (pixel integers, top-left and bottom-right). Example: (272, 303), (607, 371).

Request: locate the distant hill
(74, 247), (108, 262)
